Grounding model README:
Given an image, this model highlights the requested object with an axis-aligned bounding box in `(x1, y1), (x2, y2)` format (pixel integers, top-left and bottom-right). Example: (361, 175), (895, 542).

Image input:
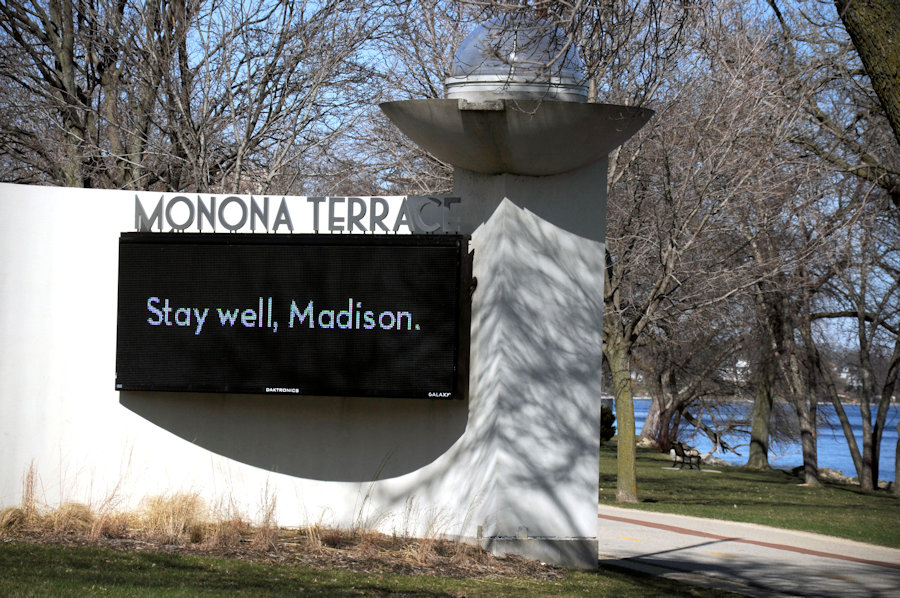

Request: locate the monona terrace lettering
(134, 194), (461, 234)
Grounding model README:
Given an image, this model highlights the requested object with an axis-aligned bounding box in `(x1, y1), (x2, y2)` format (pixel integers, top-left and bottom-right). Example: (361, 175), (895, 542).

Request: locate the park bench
(672, 442), (702, 470)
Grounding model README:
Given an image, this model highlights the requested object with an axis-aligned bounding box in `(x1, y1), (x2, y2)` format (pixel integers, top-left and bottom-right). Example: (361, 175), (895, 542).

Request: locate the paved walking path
(598, 504), (900, 597)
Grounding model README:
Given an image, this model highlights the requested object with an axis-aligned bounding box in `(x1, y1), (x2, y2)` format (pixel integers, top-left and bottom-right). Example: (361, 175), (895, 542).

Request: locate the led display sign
(116, 233), (472, 399)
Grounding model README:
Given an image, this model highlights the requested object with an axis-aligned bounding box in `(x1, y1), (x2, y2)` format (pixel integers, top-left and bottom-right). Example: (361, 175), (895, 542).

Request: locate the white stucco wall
(0, 181), (604, 567)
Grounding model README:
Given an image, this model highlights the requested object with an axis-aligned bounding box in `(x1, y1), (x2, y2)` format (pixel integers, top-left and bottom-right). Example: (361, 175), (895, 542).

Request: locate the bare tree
(635, 302), (749, 456)
(741, 0), (900, 484)
(811, 201), (900, 490)
(360, 0), (483, 194)
(0, 0), (383, 193)
(766, 1), (900, 209)
(600, 1), (809, 501)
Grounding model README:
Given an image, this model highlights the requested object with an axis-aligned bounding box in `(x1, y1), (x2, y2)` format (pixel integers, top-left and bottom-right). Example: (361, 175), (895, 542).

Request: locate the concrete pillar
(458, 162), (608, 568)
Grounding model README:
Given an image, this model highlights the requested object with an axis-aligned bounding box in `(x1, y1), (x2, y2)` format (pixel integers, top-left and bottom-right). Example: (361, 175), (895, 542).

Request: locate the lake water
(625, 398), (898, 482)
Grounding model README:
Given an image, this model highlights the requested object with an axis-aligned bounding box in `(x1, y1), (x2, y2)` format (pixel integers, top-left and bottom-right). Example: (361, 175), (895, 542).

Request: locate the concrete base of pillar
(482, 537), (599, 570)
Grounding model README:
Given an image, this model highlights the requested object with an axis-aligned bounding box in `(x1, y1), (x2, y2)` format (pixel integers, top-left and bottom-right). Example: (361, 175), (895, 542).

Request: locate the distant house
(838, 366), (863, 392)
(722, 359), (750, 384)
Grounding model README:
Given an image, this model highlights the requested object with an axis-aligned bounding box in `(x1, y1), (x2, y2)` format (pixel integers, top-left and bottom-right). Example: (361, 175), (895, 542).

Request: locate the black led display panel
(116, 233), (471, 399)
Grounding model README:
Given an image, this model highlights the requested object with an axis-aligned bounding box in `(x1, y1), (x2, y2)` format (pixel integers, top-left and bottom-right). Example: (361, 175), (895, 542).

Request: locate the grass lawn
(599, 443), (900, 548)
(0, 540), (740, 597)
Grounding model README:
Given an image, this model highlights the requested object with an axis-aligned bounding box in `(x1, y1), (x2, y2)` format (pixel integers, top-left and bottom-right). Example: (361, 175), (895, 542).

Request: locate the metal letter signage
(134, 194), (461, 234)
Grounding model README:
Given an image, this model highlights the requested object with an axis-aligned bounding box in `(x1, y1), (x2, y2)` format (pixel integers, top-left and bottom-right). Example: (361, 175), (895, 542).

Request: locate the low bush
(601, 405), (616, 442)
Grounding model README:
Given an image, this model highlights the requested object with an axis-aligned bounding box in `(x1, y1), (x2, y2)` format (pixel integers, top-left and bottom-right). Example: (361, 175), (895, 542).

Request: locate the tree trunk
(641, 396), (661, 442)
(783, 336), (821, 486)
(606, 325), (638, 503)
(834, 0), (900, 166)
(813, 341), (865, 480)
(872, 334), (900, 485)
(747, 384), (773, 469)
(780, 281), (821, 487)
(894, 421), (900, 497)
(795, 397), (821, 486)
(654, 367), (680, 451)
(640, 366), (678, 449)
(858, 397), (876, 491)
(655, 406), (679, 452)
(52, 0), (87, 187)
(747, 343), (775, 469)
(856, 309), (878, 490)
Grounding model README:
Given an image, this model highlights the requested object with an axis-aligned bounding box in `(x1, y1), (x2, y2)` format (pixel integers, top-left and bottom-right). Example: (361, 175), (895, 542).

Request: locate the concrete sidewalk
(598, 504), (900, 597)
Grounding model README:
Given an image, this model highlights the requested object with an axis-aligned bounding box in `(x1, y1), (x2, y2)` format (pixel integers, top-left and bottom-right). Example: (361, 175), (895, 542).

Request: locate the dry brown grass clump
(90, 511), (135, 540)
(48, 502), (94, 533)
(4, 464), (562, 581)
(21, 462), (39, 520)
(292, 522), (354, 553)
(6, 509), (562, 581)
(203, 493), (250, 549)
(204, 516), (248, 548)
(0, 506), (27, 535)
(140, 492), (206, 545)
(250, 483), (278, 552)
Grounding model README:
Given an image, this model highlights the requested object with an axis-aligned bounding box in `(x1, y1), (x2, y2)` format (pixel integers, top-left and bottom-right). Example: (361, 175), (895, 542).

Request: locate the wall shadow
(120, 391), (467, 482)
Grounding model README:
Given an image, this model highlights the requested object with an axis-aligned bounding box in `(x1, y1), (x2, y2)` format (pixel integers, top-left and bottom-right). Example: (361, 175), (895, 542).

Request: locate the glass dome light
(446, 16), (588, 103)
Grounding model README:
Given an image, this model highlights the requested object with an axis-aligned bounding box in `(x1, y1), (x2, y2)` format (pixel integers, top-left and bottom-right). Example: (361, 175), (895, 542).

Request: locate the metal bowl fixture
(380, 99), (652, 176)
(382, 15), (653, 176)
(445, 16), (588, 103)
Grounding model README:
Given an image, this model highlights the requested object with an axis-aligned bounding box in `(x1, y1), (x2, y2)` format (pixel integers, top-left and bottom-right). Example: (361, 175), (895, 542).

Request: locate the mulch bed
(3, 528), (565, 581)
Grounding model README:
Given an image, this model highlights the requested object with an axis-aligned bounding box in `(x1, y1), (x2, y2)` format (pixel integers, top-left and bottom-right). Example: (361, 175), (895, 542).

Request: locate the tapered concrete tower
(381, 15), (651, 568)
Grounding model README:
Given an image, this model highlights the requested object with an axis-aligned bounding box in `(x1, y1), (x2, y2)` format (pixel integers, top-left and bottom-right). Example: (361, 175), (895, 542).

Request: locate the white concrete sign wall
(0, 182), (603, 568)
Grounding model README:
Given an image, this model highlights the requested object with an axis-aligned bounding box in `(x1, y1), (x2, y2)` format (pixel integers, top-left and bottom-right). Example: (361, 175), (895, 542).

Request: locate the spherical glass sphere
(446, 16), (587, 102)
